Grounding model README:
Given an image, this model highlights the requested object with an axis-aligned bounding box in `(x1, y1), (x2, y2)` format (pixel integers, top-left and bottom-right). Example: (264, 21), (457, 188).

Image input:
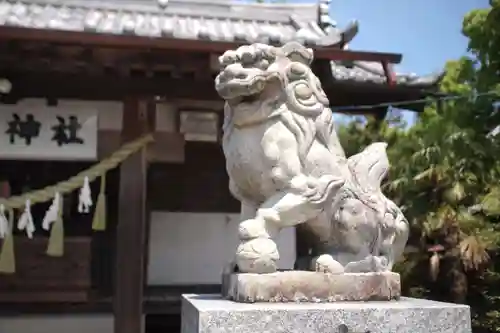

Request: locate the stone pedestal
(222, 271), (400, 303)
(181, 294), (471, 333)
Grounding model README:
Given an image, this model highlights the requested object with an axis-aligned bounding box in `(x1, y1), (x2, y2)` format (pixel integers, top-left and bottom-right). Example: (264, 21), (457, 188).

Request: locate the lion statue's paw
(238, 217), (279, 240)
(344, 255), (389, 273)
(312, 254), (345, 274)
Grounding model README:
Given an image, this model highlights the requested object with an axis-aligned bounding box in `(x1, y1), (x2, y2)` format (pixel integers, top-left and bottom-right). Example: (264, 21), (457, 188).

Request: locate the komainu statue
(215, 42), (409, 277)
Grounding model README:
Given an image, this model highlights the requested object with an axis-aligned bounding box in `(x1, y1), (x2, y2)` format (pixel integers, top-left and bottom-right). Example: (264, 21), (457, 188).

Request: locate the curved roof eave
(330, 60), (445, 89)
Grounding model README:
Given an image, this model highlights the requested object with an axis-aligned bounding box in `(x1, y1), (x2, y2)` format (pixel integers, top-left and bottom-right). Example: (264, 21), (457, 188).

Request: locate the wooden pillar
(114, 97), (151, 333)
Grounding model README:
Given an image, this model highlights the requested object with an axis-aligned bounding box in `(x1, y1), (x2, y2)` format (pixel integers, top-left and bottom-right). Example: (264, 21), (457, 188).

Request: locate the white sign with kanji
(0, 105), (98, 161)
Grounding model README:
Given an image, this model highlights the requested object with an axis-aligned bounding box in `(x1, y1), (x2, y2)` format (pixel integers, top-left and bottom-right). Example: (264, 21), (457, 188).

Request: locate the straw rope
(0, 133), (154, 210)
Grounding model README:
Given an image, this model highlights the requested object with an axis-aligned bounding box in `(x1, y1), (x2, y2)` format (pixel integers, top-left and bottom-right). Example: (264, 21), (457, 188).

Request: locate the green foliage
(337, 1), (500, 331)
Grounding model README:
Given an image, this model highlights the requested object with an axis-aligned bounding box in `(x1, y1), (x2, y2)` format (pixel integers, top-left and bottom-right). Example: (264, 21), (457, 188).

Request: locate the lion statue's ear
(347, 142), (389, 193)
(279, 42), (314, 65)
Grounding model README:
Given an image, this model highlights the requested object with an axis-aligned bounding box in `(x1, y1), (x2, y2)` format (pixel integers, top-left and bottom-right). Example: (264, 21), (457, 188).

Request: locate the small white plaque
(179, 111), (218, 142)
(0, 106), (98, 161)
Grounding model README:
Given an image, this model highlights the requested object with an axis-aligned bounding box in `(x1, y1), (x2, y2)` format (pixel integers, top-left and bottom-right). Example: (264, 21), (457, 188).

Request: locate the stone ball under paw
(235, 238), (279, 273)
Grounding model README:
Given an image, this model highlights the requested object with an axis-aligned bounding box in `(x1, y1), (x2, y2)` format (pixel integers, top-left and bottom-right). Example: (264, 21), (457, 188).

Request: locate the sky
(329, 0), (491, 75)
(239, 0), (492, 124)
(327, 0), (491, 124)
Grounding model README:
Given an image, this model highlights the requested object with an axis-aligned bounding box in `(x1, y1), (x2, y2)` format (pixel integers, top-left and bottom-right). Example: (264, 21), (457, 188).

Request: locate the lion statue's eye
(287, 63), (308, 81)
(294, 83), (313, 100)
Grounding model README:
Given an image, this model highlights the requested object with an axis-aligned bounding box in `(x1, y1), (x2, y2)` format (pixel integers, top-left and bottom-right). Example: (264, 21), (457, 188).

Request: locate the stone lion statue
(215, 42), (409, 275)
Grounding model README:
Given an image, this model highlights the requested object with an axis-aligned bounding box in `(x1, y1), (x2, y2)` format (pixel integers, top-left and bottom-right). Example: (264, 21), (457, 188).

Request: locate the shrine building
(0, 0), (443, 333)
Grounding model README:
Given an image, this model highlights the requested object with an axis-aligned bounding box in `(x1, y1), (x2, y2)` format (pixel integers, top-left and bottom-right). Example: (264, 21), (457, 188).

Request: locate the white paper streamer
(0, 204), (9, 239)
(42, 192), (61, 230)
(78, 176), (93, 213)
(18, 199), (35, 239)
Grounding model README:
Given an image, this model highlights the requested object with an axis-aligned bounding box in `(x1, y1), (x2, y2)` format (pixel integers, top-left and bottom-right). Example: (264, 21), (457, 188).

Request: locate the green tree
(338, 1), (500, 331)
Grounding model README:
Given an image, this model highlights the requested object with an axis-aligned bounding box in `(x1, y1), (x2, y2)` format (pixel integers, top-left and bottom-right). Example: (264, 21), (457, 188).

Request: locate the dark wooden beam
(3, 69), (425, 104)
(0, 27), (402, 64)
(316, 49), (401, 63)
(3, 72), (218, 101)
(323, 82), (432, 114)
(114, 98), (150, 333)
(1, 71), (430, 114)
(0, 42), (212, 76)
(143, 101), (156, 287)
(0, 285), (221, 315)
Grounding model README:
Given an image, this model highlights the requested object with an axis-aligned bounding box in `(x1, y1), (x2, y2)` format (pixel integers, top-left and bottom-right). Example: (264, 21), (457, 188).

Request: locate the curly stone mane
(215, 42), (409, 275)
(216, 42), (345, 165)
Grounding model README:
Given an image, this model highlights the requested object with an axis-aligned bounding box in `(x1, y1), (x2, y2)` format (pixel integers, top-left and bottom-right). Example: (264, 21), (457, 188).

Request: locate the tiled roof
(331, 60), (444, 87)
(0, 0), (442, 87)
(0, 0), (326, 45)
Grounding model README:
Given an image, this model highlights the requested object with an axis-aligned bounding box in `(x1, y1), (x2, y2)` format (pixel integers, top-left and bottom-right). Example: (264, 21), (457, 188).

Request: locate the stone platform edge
(181, 294), (472, 333)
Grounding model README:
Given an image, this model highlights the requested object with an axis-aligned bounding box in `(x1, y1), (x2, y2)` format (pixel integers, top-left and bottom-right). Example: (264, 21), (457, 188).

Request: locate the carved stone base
(222, 270), (400, 303)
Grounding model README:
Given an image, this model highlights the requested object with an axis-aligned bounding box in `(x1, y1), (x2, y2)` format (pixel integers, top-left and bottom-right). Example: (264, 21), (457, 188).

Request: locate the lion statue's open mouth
(215, 66), (283, 105)
(214, 44), (284, 104)
(215, 71), (268, 101)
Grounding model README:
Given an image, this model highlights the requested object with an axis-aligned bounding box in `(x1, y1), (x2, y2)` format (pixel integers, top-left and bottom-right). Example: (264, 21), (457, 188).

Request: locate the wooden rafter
(1, 72), (218, 101)
(0, 42), (212, 77)
(0, 71), (430, 114)
(0, 26), (402, 64)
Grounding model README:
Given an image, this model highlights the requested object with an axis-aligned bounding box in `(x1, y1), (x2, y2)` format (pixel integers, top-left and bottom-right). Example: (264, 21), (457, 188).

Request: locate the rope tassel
(0, 134), (153, 211)
(0, 209), (15, 274)
(0, 135), (153, 264)
(46, 197), (64, 257)
(92, 174), (107, 231)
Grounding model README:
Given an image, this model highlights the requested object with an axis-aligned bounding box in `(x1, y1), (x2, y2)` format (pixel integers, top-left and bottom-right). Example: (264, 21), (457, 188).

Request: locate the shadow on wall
(147, 212), (296, 285)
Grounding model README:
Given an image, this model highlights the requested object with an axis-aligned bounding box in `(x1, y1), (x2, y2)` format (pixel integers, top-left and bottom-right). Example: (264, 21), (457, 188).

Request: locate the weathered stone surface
(222, 270), (400, 303)
(216, 41), (410, 275)
(181, 294), (472, 333)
